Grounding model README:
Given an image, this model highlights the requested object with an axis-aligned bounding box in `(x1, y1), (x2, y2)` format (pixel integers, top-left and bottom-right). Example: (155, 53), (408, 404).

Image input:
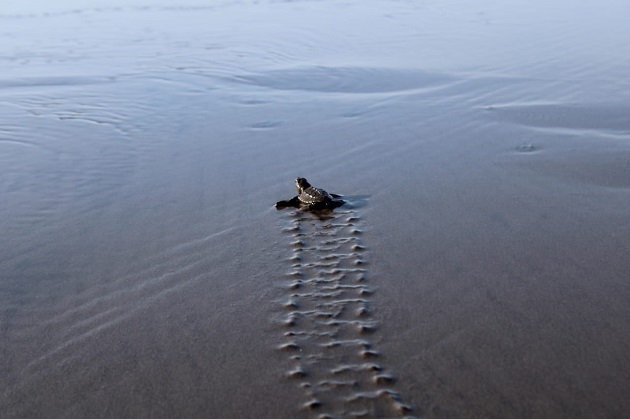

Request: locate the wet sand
(2, 0), (630, 417)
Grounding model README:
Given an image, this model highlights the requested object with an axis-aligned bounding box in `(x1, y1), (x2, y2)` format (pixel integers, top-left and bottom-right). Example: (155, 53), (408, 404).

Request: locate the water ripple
(230, 66), (455, 94)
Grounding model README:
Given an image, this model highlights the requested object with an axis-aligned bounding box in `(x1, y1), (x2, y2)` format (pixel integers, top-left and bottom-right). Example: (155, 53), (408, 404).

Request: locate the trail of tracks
(276, 207), (413, 418)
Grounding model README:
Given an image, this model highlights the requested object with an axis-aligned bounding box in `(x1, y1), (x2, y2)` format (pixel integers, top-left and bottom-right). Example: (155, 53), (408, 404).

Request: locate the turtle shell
(295, 178), (333, 204)
(298, 185), (333, 204)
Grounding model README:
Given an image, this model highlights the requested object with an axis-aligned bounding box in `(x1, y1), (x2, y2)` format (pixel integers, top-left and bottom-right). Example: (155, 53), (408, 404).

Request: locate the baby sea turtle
(276, 177), (344, 210)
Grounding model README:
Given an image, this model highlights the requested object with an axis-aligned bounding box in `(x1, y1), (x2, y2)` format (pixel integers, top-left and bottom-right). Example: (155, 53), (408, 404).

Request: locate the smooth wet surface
(2, 0), (630, 417)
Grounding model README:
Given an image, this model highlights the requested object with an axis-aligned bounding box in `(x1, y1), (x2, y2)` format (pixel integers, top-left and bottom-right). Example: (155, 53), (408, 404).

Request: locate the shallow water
(2, 0), (630, 417)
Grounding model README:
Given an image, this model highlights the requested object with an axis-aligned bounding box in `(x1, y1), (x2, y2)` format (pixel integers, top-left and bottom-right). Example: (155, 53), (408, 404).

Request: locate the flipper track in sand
(276, 207), (414, 418)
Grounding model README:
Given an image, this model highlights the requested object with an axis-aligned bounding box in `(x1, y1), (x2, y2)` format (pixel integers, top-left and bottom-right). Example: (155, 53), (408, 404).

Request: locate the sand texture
(2, 0), (630, 417)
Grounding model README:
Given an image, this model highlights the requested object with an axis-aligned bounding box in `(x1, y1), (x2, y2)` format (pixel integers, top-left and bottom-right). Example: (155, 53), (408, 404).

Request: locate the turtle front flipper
(276, 196), (300, 209)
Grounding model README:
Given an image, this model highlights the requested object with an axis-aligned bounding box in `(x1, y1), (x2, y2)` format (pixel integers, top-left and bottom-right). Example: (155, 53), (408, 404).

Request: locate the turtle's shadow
(292, 195), (371, 221)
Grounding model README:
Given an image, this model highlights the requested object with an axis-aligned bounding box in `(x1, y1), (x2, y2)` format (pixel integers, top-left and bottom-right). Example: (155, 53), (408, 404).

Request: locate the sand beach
(2, 0), (630, 417)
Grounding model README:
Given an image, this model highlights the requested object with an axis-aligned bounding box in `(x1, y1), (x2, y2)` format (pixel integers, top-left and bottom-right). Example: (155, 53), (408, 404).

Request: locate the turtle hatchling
(276, 177), (344, 210)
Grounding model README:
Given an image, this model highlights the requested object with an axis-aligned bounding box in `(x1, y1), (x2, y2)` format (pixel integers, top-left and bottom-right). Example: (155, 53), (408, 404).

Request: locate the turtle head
(295, 177), (311, 193)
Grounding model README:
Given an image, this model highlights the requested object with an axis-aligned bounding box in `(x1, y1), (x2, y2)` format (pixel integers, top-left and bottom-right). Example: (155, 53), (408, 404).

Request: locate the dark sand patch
(486, 102), (630, 133)
(231, 67), (455, 94)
